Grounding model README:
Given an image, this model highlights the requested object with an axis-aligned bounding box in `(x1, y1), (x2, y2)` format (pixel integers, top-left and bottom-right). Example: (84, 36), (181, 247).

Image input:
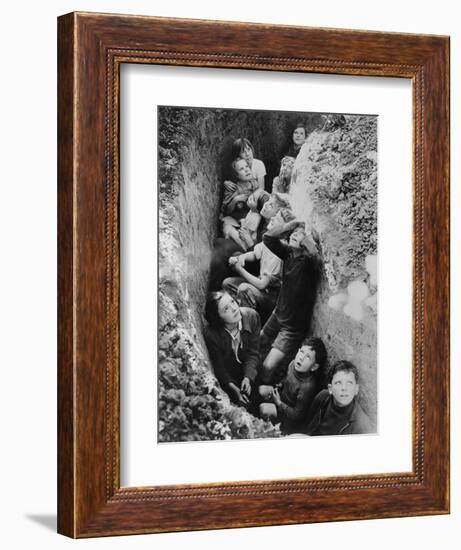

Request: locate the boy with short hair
(260, 218), (321, 384)
(259, 338), (327, 435)
(305, 360), (373, 435)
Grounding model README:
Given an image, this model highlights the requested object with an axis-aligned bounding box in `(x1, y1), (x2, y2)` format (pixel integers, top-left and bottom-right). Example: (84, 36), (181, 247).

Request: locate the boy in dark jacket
(305, 360), (374, 435)
(258, 338), (327, 435)
(260, 219), (321, 384)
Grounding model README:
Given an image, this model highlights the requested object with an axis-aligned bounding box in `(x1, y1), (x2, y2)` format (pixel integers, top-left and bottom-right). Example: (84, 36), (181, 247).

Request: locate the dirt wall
(289, 115), (378, 426)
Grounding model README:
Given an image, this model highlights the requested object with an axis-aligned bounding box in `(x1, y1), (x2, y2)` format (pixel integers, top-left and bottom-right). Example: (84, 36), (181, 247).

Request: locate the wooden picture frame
(57, 12), (450, 538)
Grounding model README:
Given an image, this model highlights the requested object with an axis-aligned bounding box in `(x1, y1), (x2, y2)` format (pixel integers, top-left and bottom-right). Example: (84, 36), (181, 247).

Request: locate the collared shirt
(224, 320), (242, 364)
(253, 242), (282, 290)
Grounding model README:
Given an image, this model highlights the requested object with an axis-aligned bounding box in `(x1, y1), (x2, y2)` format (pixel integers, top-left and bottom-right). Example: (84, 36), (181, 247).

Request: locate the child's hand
(229, 383), (249, 406)
(284, 219), (304, 233)
(247, 193), (257, 210)
(272, 387), (282, 407)
(235, 193), (249, 204)
(241, 377), (252, 397)
(239, 227), (253, 248)
(229, 256), (239, 266)
(224, 180), (237, 192)
(229, 255), (245, 267)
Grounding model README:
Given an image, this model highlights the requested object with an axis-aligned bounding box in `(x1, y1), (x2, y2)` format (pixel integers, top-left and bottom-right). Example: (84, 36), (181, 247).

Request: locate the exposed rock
(288, 116), (378, 426)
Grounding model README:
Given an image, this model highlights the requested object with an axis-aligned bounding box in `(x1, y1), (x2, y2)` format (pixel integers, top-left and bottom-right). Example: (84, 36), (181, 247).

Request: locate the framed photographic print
(58, 12), (450, 537)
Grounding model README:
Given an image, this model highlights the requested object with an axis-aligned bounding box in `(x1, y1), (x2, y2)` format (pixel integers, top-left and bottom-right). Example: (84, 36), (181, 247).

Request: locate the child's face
(279, 157), (295, 179)
(217, 293), (241, 326)
(292, 127), (306, 146)
(266, 213), (283, 232)
(241, 145), (254, 164)
(289, 227), (306, 248)
(235, 159), (252, 181)
(293, 345), (317, 373)
(328, 371), (359, 407)
(261, 197), (278, 219)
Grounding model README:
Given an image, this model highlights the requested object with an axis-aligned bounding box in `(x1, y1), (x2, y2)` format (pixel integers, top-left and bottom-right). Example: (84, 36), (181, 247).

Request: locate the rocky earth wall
(289, 115), (378, 426)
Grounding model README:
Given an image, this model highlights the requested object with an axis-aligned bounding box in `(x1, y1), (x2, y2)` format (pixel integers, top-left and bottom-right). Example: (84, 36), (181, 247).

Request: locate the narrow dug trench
(158, 107), (377, 442)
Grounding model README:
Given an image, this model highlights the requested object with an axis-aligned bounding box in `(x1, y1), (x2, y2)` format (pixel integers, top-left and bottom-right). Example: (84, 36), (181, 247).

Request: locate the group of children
(204, 129), (372, 437)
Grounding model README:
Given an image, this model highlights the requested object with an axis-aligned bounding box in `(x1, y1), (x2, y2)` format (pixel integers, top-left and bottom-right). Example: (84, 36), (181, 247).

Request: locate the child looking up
(272, 156), (296, 194)
(232, 138), (266, 190)
(221, 158), (260, 251)
(260, 220), (321, 384)
(305, 361), (373, 435)
(259, 338), (327, 435)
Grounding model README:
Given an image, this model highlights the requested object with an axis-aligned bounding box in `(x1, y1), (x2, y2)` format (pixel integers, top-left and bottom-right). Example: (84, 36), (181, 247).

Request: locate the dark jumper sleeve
(304, 389), (330, 429)
(278, 380), (318, 426)
(203, 327), (232, 390)
(262, 234), (289, 261)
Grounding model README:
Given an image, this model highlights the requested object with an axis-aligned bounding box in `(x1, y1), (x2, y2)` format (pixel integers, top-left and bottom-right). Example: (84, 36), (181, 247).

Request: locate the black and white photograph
(2, 0), (455, 547)
(158, 106), (378, 442)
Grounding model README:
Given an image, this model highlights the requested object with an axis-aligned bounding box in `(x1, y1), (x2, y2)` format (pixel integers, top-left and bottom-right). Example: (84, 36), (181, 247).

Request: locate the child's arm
(262, 233), (288, 261)
(222, 192), (249, 216)
(223, 180), (237, 193)
(256, 175), (265, 190)
(221, 181), (238, 214)
(231, 262), (272, 291)
(238, 226), (256, 250)
(271, 176), (282, 194)
(246, 191), (258, 211)
(273, 382), (317, 426)
(223, 225), (248, 251)
(229, 250), (257, 265)
(263, 218), (305, 259)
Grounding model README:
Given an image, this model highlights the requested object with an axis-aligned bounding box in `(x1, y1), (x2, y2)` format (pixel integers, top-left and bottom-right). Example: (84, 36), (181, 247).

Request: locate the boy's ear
(327, 383), (332, 394)
(311, 363), (319, 372)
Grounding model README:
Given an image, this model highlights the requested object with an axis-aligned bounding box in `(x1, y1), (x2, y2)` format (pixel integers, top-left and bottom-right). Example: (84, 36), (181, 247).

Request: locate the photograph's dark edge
(57, 11), (449, 538)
